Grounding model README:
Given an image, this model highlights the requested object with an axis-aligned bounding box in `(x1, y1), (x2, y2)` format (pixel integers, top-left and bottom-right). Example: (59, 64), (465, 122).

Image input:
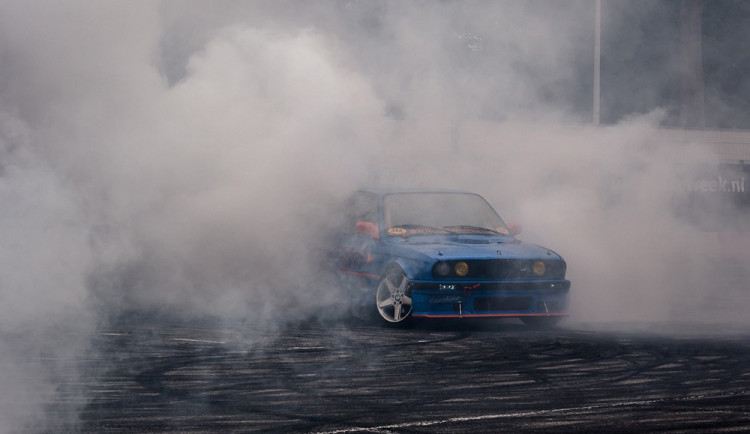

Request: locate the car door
(337, 192), (383, 281)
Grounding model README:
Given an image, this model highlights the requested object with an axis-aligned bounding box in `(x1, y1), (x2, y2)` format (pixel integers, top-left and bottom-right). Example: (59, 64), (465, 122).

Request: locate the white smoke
(0, 112), (94, 431)
(0, 1), (746, 431)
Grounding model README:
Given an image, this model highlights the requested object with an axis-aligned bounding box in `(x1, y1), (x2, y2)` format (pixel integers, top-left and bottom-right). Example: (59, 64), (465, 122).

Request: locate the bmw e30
(333, 190), (570, 327)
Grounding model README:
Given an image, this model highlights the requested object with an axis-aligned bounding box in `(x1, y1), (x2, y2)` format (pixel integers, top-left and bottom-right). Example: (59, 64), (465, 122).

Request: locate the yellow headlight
(455, 261), (469, 277)
(533, 261), (546, 276)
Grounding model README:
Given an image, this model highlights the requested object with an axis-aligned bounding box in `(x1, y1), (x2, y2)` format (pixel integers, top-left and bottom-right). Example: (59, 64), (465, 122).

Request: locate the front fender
(386, 257), (434, 281)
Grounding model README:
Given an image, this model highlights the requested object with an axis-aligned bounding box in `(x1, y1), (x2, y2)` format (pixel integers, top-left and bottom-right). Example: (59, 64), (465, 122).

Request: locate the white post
(594, 0), (601, 126)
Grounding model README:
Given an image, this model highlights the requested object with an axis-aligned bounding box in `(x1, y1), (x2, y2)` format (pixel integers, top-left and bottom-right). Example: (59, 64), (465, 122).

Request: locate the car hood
(385, 235), (562, 261)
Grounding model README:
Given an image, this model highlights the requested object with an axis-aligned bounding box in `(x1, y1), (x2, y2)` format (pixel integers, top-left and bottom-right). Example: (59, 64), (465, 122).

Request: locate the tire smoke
(0, 1), (746, 431)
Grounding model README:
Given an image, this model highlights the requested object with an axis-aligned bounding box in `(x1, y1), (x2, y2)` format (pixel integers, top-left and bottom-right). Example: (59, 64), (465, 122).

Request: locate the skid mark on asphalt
(62, 317), (750, 432)
(315, 390), (750, 433)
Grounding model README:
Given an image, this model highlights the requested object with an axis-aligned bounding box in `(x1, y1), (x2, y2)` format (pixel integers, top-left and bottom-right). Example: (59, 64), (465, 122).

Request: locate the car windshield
(383, 192), (510, 236)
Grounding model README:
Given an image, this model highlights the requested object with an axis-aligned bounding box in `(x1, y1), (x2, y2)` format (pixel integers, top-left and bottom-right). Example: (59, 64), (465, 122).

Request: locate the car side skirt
(339, 269), (380, 280)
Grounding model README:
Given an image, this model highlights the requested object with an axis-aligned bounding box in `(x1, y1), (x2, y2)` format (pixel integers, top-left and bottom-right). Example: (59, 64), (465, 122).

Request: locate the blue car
(334, 190), (570, 327)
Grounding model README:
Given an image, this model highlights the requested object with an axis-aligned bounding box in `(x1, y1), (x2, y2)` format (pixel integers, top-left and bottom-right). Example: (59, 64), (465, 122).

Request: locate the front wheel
(375, 270), (413, 325)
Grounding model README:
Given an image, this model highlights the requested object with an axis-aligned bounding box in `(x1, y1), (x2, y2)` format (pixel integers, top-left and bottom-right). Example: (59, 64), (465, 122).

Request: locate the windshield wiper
(389, 224), (453, 237)
(441, 225), (500, 234)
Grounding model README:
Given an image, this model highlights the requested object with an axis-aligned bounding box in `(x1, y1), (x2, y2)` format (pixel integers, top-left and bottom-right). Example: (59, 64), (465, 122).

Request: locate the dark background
(600, 0), (750, 128)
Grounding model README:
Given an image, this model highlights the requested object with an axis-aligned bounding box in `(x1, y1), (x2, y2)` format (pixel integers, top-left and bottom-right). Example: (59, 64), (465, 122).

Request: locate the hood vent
(454, 237), (491, 245)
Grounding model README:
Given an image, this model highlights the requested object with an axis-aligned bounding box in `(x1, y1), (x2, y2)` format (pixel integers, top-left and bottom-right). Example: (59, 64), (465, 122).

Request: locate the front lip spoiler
(412, 312), (569, 319)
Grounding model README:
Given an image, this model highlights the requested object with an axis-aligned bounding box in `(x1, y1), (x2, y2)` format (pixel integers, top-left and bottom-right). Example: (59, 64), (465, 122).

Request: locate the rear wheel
(338, 273), (374, 322)
(375, 270), (413, 326)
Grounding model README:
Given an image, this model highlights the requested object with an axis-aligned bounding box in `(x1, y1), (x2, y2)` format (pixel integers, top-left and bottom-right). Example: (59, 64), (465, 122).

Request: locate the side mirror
(356, 221), (380, 239)
(507, 222), (522, 236)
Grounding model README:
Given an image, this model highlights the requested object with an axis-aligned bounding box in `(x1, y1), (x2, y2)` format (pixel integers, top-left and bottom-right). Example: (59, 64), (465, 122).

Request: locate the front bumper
(409, 279), (570, 318)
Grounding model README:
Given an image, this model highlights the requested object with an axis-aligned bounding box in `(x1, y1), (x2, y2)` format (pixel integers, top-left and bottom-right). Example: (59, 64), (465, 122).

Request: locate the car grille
(432, 259), (566, 279)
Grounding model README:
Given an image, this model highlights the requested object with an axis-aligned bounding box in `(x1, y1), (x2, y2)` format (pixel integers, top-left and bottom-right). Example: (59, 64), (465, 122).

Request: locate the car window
(384, 193), (508, 235)
(344, 192), (379, 234)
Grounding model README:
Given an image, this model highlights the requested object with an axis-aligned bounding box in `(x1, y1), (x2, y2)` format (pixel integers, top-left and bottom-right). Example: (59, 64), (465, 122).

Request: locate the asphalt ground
(41, 313), (750, 433)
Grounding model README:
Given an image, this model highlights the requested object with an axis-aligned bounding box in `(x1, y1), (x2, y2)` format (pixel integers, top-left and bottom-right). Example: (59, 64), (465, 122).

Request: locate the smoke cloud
(0, 0), (746, 431)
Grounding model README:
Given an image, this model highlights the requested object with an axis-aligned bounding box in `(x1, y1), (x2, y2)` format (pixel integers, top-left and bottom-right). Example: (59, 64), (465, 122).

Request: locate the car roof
(355, 188), (478, 196)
